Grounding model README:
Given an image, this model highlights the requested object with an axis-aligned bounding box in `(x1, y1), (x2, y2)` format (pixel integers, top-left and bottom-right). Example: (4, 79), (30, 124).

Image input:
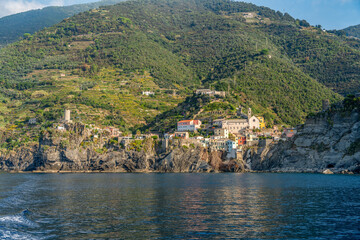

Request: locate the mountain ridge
(1, 0), (359, 134)
(0, 0), (125, 47)
(343, 24), (360, 38)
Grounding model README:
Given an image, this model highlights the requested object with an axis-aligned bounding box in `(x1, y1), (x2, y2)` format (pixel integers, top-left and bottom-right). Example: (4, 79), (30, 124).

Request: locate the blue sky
(0, 0), (359, 29)
(241, 0), (360, 29)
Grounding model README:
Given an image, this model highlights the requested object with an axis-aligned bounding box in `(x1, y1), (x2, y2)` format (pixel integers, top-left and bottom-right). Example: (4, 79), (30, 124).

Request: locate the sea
(0, 173), (359, 239)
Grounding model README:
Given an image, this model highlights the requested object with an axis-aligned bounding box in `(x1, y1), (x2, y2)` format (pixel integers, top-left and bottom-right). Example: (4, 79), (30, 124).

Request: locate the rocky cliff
(0, 123), (245, 173)
(246, 110), (360, 174)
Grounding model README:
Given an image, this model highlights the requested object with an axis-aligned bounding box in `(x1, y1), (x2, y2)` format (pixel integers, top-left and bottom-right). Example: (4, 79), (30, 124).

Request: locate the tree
(23, 33), (31, 39)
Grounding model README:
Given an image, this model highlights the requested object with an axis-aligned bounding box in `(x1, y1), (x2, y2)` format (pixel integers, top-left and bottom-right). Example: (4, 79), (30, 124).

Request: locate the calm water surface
(0, 173), (359, 239)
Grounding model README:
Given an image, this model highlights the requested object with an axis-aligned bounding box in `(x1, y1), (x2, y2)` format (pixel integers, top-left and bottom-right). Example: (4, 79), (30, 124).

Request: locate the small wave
(0, 228), (39, 240)
(0, 210), (40, 228)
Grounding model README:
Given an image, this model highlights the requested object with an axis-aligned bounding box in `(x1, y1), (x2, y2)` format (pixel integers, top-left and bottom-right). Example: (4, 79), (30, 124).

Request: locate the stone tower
(237, 106), (243, 117)
(247, 108), (252, 119)
(64, 109), (71, 122)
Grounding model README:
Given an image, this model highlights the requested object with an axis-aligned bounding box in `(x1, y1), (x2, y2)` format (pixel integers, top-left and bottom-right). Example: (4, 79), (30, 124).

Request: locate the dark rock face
(0, 123), (246, 173)
(247, 111), (360, 173)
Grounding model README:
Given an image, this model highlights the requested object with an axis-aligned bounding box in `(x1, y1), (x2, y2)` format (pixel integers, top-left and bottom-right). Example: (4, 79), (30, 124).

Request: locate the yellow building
(258, 117), (265, 129)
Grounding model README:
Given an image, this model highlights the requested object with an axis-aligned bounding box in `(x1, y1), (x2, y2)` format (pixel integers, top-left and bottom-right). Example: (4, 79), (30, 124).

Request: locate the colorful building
(226, 140), (238, 153)
(258, 117), (265, 129)
(237, 136), (247, 146)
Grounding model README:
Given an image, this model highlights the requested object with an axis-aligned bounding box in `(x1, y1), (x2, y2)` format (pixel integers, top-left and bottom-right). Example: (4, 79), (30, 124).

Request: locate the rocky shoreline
(0, 109), (359, 174)
(243, 110), (360, 174)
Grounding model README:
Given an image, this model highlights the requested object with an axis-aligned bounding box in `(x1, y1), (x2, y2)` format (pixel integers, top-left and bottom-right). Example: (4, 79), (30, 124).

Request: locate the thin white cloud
(50, 0), (64, 6)
(0, 0), (66, 18)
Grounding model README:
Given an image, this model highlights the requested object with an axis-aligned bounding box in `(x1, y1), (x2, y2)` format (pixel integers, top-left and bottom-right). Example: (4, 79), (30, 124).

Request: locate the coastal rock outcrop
(0, 123), (246, 173)
(247, 110), (360, 173)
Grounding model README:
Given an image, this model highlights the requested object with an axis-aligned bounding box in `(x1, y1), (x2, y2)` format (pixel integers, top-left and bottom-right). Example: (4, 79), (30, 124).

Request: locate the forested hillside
(344, 24), (360, 38)
(0, 0), (124, 47)
(1, 0), (360, 135)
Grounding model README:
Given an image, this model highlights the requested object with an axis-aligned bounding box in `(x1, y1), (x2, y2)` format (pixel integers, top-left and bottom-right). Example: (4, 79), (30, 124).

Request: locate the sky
(0, 0), (359, 29)
(241, 0), (360, 29)
(0, 0), (98, 18)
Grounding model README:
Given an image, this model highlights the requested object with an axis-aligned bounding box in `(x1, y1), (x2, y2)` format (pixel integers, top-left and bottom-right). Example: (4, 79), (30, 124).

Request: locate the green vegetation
(1, 0), (359, 136)
(343, 24), (360, 38)
(0, 0), (125, 47)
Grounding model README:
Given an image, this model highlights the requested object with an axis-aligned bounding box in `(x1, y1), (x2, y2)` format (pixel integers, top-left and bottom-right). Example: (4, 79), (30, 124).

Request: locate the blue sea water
(0, 173), (359, 239)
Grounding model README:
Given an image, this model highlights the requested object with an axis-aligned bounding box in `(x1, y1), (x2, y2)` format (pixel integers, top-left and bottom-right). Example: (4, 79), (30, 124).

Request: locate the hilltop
(0, 0), (124, 47)
(1, 0), (360, 137)
(343, 24), (360, 38)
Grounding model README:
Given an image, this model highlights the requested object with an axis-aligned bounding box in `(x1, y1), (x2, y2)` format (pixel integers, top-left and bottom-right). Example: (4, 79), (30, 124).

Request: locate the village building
(57, 124), (65, 130)
(249, 116), (260, 130)
(28, 118), (37, 125)
(105, 127), (121, 137)
(200, 138), (211, 147)
(142, 91), (155, 96)
(214, 128), (229, 138)
(246, 134), (259, 146)
(213, 108), (263, 133)
(258, 117), (266, 129)
(214, 119), (248, 134)
(164, 133), (174, 139)
(174, 132), (189, 139)
(190, 136), (204, 140)
(195, 89), (226, 97)
(211, 135), (223, 140)
(210, 139), (228, 151)
(226, 140), (238, 153)
(283, 128), (297, 138)
(236, 135), (247, 146)
(177, 120), (202, 132)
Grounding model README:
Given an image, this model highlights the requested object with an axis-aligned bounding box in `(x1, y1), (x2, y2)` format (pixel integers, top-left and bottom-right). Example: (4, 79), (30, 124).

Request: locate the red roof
(178, 120), (193, 123)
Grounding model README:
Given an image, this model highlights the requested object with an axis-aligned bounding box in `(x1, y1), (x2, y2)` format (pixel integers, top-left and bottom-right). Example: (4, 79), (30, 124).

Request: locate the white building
(177, 120), (202, 132)
(142, 91), (155, 96)
(195, 89), (226, 97)
(214, 119), (248, 134)
(249, 116), (260, 130)
(213, 108), (261, 133)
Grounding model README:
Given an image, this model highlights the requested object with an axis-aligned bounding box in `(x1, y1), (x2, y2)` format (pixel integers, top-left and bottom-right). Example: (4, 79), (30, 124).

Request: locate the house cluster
(168, 108), (272, 155)
(167, 107), (298, 156)
(212, 108), (265, 133)
(47, 108), (297, 160)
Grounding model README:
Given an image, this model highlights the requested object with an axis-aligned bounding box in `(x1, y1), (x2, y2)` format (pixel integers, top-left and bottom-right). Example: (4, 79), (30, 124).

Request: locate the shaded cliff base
(0, 141), (246, 174)
(245, 110), (360, 175)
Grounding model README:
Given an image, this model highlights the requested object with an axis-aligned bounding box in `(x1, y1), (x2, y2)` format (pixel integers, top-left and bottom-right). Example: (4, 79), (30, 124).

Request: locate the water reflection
(0, 173), (359, 239)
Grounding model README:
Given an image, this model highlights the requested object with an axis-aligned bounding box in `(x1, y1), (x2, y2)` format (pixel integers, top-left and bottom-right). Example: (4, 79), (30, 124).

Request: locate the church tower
(247, 108), (252, 119)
